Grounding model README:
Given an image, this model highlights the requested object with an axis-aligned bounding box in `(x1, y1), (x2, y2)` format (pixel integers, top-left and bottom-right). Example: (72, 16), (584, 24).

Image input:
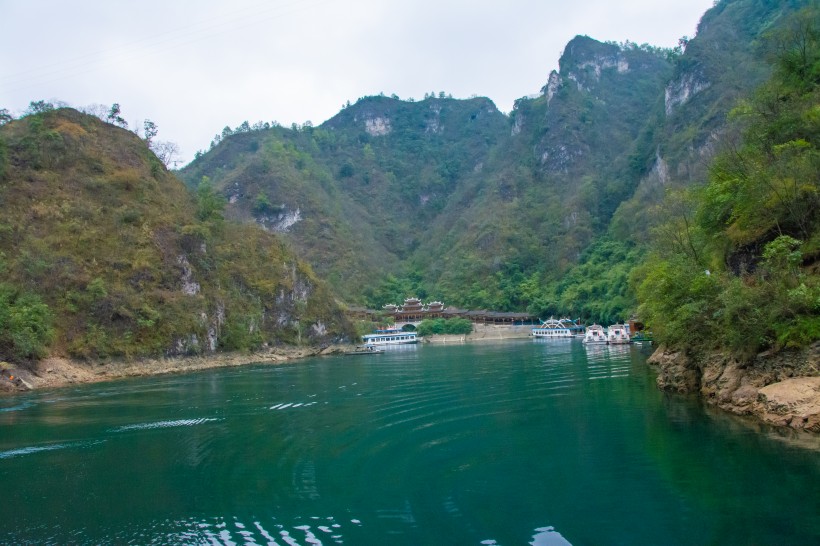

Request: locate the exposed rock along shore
(648, 342), (820, 432)
(0, 344), (350, 393)
(0, 324), (536, 393)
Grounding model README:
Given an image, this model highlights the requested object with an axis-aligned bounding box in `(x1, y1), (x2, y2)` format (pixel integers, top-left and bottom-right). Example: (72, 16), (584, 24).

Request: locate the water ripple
(0, 440), (104, 459)
(270, 401), (319, 410)
(0, 401), (35, 413)
(111, 417), (221, 432)
(133, 516), (359, 545)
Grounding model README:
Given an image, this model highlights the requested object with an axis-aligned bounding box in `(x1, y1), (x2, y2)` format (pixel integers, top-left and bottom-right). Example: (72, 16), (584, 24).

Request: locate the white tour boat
(583, 324), (608, 344)
(532, 317), (574, 339)
(362, 328), (420, 346)
(607, 324), (630, 345)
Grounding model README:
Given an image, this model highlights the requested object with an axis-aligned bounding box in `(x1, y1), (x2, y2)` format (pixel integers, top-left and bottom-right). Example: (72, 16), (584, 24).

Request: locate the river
(1, 341), (818, 544)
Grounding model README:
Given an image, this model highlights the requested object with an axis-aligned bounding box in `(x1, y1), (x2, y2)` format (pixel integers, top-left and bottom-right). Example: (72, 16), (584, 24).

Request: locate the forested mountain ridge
(532, 0), (813, 323)
(180, 33), (675, 309)
(420, 36), (675, 312)
(610, 0), (808, 239)
(0, 108), (354, 363)
(180, 95), (509, 301)
(178, 0), (813, 330)
(636, 3), (820, 357)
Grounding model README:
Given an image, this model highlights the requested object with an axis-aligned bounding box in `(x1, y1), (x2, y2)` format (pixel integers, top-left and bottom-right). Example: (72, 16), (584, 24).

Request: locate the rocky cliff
(648, 344), (820, 432)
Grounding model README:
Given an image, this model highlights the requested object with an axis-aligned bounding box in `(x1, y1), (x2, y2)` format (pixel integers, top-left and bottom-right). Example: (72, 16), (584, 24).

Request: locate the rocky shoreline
(0, 324), (535, 394)
(0, 344), (349, 394)
(648, 342), (820, 432)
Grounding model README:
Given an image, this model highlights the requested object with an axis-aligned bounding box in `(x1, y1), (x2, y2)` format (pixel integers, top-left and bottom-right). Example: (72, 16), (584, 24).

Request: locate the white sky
(0, 0), (715, 164)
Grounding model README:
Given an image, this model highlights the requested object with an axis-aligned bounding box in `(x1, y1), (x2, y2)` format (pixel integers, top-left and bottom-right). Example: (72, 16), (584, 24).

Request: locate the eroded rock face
(758, 378), (820, 432)
(665, 72), (710, 115)
(364, 116), (391, 136)
(647, 347), (700, 393)
(649, 343), (820, 432)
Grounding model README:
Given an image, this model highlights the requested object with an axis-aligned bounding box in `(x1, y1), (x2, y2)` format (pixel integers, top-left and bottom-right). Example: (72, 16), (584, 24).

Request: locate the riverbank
(648, 342), (820, 432)
(0, 344), (350, 393)
(0, 324), (537, 392)
(424, 323), (534, 343)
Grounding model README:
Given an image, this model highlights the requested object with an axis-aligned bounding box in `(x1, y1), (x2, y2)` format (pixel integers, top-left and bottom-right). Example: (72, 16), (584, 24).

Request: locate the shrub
(0, 284), (55, 360)
(416, 318), (473, 336)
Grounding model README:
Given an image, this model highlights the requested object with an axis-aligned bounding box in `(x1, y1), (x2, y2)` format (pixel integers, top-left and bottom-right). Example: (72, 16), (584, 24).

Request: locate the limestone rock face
(665, 72), (710, 115)
(649, 342), (820, 432)
(364, 116), (391, 136)
(647, 347), (699, 393)
(758, 378), (820, 432)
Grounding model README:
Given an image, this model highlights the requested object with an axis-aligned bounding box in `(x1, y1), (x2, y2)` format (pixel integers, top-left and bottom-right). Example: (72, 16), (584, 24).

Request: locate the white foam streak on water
(0, 401), (34, 413)
(270, 401), (318, 410)
(0, 442), (75, 459)
(112, 417), (220, 432)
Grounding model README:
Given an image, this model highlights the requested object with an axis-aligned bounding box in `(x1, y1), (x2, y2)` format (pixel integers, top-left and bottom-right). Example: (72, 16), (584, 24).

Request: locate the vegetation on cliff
(0, 108), (353, 363)
(635, 6), (820, 359)
(181, 38), (674, 314)
(3, 0), (815, 368)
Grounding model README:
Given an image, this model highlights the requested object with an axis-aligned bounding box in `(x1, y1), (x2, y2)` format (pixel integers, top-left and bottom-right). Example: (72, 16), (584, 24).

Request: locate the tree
(196, 176), (226, 225)
(106, 103), (128, 128)
(635, 7), (820, 356)
(27, 100), (54, 115)
(253, 192), (274, 215)
(0, 108), (12, 126)
(143, 119), (158, 146)
(152, 140), (179, 167)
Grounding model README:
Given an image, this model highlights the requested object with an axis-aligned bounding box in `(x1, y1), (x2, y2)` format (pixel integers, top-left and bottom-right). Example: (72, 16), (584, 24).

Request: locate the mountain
(635, 3), (820, 357)
(610, 0), (809, 238)
(180, 37), (673, 309)
(180, 95), (509, 302)
(0, 108), (353, 363)
(180, 0), (810, 324)
(417, 36), (674, 309)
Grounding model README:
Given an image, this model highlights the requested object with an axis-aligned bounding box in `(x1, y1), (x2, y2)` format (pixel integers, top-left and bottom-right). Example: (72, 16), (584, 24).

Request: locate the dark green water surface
(1, 341), (818, 545)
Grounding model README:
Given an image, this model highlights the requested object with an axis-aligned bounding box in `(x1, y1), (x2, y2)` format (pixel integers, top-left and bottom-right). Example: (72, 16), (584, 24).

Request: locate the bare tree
(79, 103), (109, 122)
(152, 140), (180, 168)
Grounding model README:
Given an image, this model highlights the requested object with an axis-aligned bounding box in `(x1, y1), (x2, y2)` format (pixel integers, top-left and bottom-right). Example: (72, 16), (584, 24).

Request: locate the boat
(345, 344), (385, 355)
(607, 324), (630, 345)
(362, 328), (420, 346)
(631, 331), (654, 345)
(583, 324), (608, 344)
(532, 317), (574, 339)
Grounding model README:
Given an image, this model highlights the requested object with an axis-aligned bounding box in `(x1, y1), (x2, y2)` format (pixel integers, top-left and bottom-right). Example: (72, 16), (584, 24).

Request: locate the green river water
(1, 341), (818, 545)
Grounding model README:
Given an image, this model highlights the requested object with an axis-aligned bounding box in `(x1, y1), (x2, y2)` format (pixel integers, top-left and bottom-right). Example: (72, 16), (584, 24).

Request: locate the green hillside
(635, 4), (820, 358)
(181, 1), (814, 345)
(418, 36), (675, 314)
(180, 37), (673, 313)
(533, 0), (814, 324)
(180, 96), (509, 302)
(0, 108), (354, 363)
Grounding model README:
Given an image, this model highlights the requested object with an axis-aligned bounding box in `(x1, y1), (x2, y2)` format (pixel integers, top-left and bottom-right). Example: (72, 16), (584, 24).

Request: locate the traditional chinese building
(351, 297), (536, 325)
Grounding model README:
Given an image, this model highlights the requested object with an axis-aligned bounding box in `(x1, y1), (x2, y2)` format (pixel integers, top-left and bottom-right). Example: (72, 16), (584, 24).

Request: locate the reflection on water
(482, 525), (572, 546)
(1, 341), (818, 544)
(140, 514), (363, 545)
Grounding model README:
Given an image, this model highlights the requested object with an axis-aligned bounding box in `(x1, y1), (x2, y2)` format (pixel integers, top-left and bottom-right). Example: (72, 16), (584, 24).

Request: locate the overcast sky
(1, 0), (715, 164)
